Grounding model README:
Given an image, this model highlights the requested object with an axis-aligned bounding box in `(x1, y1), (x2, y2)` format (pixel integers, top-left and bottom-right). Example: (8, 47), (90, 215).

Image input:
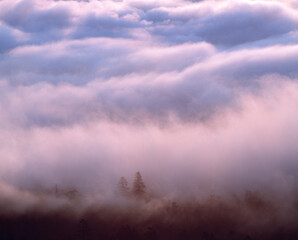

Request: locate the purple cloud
(0, 0), (297, 202)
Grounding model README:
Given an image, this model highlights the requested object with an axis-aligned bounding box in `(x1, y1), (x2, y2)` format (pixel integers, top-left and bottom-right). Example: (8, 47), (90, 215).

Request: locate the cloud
(0, 39), (215, 84)
(0, 0), (71, 33)
(0, 23), (17, 53)
(141, 1), (298, 45)
(0, 77), (298, 196)
(0, 0), (298, 201)
(196, 2), (298, 46)
(72, 13), (143, 39)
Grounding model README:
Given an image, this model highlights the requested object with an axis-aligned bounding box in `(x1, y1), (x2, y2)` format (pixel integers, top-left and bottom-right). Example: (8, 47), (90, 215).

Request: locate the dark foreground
(0, 191), (298, 240)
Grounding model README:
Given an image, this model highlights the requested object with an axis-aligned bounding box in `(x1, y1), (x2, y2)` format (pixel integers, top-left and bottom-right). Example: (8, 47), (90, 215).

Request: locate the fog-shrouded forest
(1, 0), (298, 239)
(0, 171), (298, 240)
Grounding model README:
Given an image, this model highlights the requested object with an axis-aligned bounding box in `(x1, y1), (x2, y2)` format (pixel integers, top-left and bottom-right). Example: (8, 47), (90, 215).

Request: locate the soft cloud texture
(0, 0), (298, 198)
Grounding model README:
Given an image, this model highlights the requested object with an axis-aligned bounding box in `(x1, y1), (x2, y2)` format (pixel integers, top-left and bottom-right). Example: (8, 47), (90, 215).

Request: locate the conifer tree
(132, 171), (146, 197)
(118, 176), (130, 196)
(77, 219), (90, 240)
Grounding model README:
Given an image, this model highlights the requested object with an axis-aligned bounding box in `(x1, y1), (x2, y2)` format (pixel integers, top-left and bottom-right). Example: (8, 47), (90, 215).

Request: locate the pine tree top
(132, 171), (146, 197)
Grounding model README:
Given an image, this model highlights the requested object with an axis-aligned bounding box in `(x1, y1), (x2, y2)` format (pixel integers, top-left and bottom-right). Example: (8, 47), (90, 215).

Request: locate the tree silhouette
(116, 225), (140, 240)
(76, 219), (90, 240)
(118, 177), (130, 197)
(132, 171), (146, 198)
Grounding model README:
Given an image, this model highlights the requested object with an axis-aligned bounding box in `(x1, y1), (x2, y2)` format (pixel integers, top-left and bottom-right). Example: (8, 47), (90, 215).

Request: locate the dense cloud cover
(0, 0), (298, 199)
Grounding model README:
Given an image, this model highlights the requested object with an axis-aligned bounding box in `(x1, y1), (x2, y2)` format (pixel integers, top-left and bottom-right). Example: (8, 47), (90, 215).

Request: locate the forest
(0, 171), (297, 240)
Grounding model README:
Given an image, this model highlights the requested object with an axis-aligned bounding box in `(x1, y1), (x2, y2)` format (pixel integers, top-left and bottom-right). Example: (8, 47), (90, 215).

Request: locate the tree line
(118, 171), (146, 199)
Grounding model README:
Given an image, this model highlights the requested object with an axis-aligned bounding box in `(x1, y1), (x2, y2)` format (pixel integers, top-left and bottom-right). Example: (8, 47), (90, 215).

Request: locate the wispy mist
(0, 0), (298, 238)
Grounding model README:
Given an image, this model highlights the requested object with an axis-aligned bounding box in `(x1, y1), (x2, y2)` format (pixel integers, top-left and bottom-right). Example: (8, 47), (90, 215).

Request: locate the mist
(1, 0), (298, 239)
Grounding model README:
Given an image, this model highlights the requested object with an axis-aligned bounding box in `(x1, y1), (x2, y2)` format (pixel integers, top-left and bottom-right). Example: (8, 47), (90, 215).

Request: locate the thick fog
(0, 0), (298, 201)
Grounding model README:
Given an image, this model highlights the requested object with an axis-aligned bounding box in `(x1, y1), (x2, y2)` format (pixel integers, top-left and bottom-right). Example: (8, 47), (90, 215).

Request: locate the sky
(0, 0), (298, 198)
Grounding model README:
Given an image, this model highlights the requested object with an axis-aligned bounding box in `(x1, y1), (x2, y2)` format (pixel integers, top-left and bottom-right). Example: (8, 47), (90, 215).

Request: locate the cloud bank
(0, 0), (298, 200)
